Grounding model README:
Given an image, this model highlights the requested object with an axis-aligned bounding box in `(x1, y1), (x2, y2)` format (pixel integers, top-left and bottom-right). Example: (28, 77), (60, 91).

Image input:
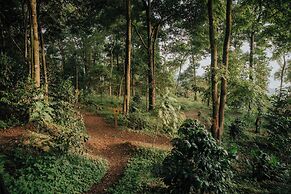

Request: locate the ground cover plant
(1, 149), (107, 194)
(108, 148), (168, 194)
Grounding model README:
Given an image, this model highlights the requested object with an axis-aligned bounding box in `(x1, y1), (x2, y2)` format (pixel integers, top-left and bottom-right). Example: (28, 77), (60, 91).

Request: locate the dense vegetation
(0, 0), (290, 193)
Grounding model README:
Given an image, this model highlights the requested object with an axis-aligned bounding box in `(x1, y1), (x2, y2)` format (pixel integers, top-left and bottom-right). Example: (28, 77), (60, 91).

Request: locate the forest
(0, 0), (290, 193)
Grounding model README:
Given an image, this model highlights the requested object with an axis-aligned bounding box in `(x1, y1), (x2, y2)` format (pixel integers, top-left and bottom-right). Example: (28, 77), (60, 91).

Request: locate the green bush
(0, 120), (8, 129)
(130, 95), (143, 112)
(157, 91), (184, 134)
(109, 148), (167, 194)
(3, 150), (107, 194)
(252, 151), (287, 181)
(264, 91), (291, 155)
(126, 112), (156, 131)
(229, 118), (246, 140)
(162, 119), (233, 194)
(26, 99), (88, 154)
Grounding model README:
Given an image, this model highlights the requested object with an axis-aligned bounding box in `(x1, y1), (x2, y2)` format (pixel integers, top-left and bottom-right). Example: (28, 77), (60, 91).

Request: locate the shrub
(162, 119), (233, 194)
(252, 151), (287, 181)
(157, 90), (184, 134)
(264, 90), (291, 155)
(3, 149), (107, 194)
(125, 112), (154, 131)
(26, 100), (88, 154)
(130, 95), (142, 112)
(229, 118), (246, 140)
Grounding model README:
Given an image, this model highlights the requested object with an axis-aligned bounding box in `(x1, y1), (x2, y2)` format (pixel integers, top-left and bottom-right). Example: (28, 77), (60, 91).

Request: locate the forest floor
(82, 112), (171, 194)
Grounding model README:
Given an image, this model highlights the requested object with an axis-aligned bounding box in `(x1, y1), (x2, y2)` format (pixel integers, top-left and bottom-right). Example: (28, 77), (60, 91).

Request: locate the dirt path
(83, 112), (171, 194)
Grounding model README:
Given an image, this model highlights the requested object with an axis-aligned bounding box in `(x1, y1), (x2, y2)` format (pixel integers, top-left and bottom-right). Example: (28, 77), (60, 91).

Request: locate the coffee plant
(162, 119), (233, 194)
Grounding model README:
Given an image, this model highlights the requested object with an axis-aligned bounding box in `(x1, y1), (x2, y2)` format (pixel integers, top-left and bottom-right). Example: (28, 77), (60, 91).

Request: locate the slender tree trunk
(30, 0), (40, 88)
(30, 12), (34, 80)
(279, 55), (287, 98)
(75, 55), (79, 100)
(192, 55), (197, 101)
(218, 0), (232, 141)
(176, 62), (182, 95)
(248, 32), (255, 111)
(146, 0), (156, 111)
(123, 0), (132, 115)
(208, 0), (219, 139)
(109, 49), (114, 96)
(249, 32), (255, 81)
(23, 2), (30, 77)
(40, 26), (48, 102)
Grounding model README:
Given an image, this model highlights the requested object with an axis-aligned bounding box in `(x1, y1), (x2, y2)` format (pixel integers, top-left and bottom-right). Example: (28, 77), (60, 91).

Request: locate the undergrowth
(108, 148), (168, 194)
(1, 148), (107, 194)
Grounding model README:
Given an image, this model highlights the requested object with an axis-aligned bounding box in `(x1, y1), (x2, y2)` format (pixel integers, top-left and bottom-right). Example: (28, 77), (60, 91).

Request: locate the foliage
(251, 151), (287, 182)
(157, 90), (184, 134)
(2, 149), (107, 194)
(0, 120), (8, 130)
(229, 118), (246, 140)
(125, 112), (157, 131)
(109, 148), (168, 194)
(29, 100), (54, 124)
(26, 99), (88, 154)
(161, 119), (233, 194)
(130, 95), (143, 112)
(50, 79), (78, 104)
(227, 80), (268, 111)
(264, 90), (291, 156)
(0, 78), (37, 126)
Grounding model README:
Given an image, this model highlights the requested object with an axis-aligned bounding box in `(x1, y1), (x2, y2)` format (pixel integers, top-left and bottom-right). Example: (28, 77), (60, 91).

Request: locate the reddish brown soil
(83, 112), (171, 194)
(0, 126), (26, 151)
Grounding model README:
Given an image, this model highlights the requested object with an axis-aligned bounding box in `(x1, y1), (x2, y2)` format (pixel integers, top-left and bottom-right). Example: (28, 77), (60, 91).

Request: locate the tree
(218, 0), (232, 141)
(123, 0), (132, 114)
(207, 0), (219, 139)
(30, 0), (40, 88)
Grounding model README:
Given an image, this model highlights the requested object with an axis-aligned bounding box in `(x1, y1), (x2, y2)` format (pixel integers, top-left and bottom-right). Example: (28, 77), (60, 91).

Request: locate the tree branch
(141, 0), (148, 8)
(152, 23), (160, 44)
(132, 23), (148, 50)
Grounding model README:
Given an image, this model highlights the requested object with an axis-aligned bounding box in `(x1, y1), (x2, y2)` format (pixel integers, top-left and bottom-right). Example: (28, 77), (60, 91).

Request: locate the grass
(108, 147), (168, 194)
(1, 149), (108, 194)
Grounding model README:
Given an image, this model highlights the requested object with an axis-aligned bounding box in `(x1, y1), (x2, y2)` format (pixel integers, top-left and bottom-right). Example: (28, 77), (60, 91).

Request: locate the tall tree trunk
(249, 32), (254, 80)
(30, 0), (40, 88)
(279, 55), (287, 98)
(109, 48), (114, 96)
(75, 55), (79, 100)
(218, 0), (232, 141)
(176, 62), (182, 95)
(208, 0), (219, 139)
(23, 2), (30, 77)
(123, 0), (132, 115)
(40, 26), (48, 102)
(146, 0), (156, 111)
(30, 12), (34, 80)
(248, 32), (255, 111)
(192, 55), (197, 101)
